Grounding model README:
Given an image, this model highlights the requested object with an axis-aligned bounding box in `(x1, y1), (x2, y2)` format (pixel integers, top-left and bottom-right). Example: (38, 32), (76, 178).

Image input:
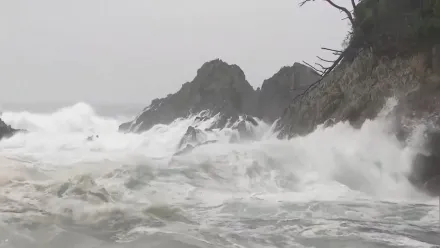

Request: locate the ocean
(0, 101), (439, 248)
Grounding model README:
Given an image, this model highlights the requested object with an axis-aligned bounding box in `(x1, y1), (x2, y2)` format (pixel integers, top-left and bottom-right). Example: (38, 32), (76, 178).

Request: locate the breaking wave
(0, 101), (438, 248)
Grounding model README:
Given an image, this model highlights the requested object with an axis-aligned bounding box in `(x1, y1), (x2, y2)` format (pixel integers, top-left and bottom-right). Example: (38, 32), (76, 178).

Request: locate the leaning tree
(289, 0), (363, 102)
(299, 0), (361, 77)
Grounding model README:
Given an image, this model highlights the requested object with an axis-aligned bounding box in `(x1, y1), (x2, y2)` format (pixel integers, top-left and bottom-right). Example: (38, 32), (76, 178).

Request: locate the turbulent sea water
(0, 101), (439, 248)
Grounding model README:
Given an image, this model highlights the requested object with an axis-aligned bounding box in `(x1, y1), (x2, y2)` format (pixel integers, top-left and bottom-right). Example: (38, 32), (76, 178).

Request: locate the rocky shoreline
(118, 0), (440, 196)
(2, 0), (440, 196)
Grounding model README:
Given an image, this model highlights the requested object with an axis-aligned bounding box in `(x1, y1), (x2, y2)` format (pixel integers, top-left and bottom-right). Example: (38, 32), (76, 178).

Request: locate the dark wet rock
(231, 115), (260, 140)
(233, 120), (252, 140)
(257, 63), (320, 123)
(174, 126), (221, 156)
(178, 126), (207, 149)
(409, 153), (440, 196)
(195, 116), (210, 122)
(245, 115), (258, 126)
(409, 130), (440, 196)
(119, 58), (322, 134)
(119, 59), (258, 133)
(0, 117), (24, 141)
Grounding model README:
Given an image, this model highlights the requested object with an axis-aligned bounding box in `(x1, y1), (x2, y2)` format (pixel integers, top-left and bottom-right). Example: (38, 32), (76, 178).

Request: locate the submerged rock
(56, 175), (112, 204)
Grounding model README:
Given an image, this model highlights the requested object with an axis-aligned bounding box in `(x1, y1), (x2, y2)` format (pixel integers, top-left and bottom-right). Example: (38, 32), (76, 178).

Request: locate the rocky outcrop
(119, 59), (258, 133)
(231, 115), (259, 140)
(177, 126), (209, 150)
(0, 117), (22, 140)
(275, 47), (440, 195)
(258, 63), (320, 123)
(276, 49), (434, 137)
(119, 58), (320, 134)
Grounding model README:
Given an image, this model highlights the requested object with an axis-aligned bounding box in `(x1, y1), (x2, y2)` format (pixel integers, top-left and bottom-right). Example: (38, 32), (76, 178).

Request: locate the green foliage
(346, 0), (440, 56)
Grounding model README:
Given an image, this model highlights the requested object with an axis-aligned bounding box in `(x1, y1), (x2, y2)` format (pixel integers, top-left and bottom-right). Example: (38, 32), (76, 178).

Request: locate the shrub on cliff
(351, 0), (440, 57)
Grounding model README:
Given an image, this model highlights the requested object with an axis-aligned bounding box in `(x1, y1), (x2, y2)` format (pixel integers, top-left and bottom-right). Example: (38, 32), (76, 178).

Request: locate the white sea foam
(0, 100), (438, 248)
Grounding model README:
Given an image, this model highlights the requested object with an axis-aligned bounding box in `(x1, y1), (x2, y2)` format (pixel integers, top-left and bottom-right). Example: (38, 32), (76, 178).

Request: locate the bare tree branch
(299, 0), (355, 26)
(303, 61), (325, 74)
(315, 62), (327, 71)
(323, 0), (354, 25)
(299, 0), (311, 7)
(351, 0), (356, 12)
(321, 47), (342, 54)
(317, 56), (334, 63)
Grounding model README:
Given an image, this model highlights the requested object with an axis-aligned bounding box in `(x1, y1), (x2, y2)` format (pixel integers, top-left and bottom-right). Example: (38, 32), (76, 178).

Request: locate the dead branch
(321, 47), (342, 54)
(323, 0), (354, 25)
(315, 62), (327, 71)
(317, 56), (334, 63)
(299, 0), (355, 26)
(291, 47), (363, 105)
(303, 61), (325, 74)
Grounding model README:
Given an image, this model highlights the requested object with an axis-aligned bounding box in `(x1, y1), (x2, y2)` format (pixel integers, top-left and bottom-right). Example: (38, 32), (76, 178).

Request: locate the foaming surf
(0, 100), (439, 248)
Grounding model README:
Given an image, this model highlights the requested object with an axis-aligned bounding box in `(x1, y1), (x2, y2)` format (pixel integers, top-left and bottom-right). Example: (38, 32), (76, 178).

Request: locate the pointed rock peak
(196, 59), (246, 81)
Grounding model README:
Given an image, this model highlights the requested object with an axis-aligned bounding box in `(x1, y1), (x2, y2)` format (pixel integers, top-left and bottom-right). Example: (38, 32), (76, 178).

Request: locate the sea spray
(0, 101), (438, 247)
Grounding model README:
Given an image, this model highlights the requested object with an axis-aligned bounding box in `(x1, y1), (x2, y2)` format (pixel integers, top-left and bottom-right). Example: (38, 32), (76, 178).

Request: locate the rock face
(177, 126), (208, 149)
(276, 50), (432, 137)
(120, 59), (319, 133)
(258, 63), (320, 123)
(275, 47), (440, 195)
(119, 59), (258, 133)
(0, 117), (21, 140)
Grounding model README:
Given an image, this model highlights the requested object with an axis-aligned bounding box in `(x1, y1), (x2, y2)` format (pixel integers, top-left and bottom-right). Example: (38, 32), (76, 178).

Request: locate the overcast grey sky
(0, 0), (350, 106)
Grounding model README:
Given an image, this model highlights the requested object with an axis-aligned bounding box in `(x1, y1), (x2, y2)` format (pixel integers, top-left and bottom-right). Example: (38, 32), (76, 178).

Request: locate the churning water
(0, 101), (439, 248)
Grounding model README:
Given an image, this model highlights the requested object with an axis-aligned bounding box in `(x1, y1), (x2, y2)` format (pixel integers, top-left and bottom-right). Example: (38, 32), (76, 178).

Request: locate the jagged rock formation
(119, 59), (258, 133)
(230, 115), (259, 140)
(0, 117), (22, 140)
(258, 63), (320, 123)
(120, 59), (319, 134)
(177, 126), (208, 149)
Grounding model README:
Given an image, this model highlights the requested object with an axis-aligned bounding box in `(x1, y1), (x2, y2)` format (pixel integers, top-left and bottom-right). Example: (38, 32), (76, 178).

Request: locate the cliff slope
(258, 62), (320, 123)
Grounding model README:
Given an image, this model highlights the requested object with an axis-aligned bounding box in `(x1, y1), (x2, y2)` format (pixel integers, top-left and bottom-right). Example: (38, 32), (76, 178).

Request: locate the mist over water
(0, 101), (439, 248)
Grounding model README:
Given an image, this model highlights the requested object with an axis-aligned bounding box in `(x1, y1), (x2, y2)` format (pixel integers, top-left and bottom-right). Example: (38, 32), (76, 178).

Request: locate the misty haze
(1, 0), (440, 247)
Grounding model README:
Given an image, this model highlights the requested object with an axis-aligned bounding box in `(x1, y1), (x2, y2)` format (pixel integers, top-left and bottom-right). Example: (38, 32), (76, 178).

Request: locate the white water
(0, 101), (439, 248)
